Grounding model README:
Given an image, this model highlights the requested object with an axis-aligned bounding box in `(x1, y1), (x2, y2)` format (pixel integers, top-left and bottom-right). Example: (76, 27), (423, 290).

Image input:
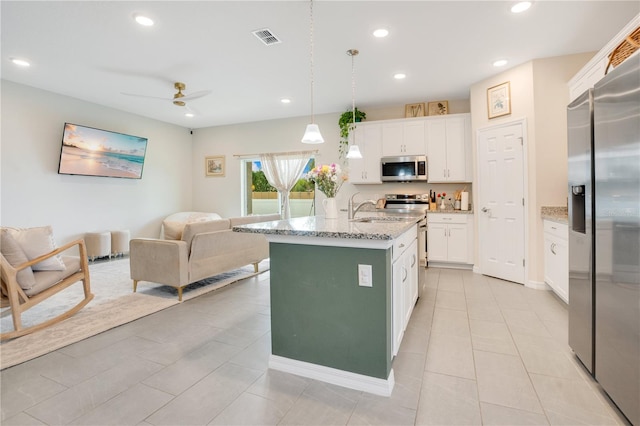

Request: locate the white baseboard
(269, 355), (394, 397)
(472, 265), (482, 274)
(526, 279), (549, 290)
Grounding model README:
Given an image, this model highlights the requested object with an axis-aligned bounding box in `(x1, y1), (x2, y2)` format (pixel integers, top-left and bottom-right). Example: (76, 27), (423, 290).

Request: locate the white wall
(191, 101), (471, 217)
(469, 53), (593, 285)
(0, 81), (193, 243)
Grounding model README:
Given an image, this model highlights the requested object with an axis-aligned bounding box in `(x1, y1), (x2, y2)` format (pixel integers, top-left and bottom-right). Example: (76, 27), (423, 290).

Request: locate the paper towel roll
(461, 192), (469, 211)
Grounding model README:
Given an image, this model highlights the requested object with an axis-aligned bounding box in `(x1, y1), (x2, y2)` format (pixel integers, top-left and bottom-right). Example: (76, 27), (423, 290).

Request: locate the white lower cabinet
(392, 226), (418, 356)
(543, 220), (568, 303)
(427, 213), (471, 264)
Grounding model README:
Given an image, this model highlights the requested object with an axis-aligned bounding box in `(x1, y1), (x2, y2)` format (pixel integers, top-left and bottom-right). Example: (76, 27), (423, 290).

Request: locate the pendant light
(345, 49), (362, 159)
(301, 0), (324, 144)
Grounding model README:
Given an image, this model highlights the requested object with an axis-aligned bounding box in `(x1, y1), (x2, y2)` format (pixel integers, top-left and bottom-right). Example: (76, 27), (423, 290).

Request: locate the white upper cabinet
(382, 119), (426, 156)
(348, 122), (382, 184)
(568, 14), (640, 102)
(426, 113), (471, 182)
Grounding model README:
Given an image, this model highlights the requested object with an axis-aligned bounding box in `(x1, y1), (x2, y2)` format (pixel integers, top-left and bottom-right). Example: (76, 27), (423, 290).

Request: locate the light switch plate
(358, 264), (372, 287)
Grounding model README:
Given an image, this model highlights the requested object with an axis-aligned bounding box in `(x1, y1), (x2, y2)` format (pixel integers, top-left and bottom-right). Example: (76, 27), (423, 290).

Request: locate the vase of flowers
(438, 192), (447, 210)
(306, 163), (347, 219)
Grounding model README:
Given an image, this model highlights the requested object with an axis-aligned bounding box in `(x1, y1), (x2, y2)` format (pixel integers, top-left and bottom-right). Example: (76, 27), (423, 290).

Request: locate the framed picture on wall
(205, 155), (225, 177)
(487, 81), (511, 119)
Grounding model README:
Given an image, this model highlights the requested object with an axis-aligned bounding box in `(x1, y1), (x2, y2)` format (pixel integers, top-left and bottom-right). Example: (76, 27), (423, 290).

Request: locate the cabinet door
(362, 124), (382, 183)
(348, 126), (367, 183)
(554, 236), (568, 303)
(427, 222), (448, 261)
(447, 223), (468, 263)
(382, 122), (404, 156)
(403, 121), (426, 155)
(444, 116), (467, 181)
(348, 124), (382, 184)
(404, 239), (418, 325)
(426, 119), (448, 182)
(391, 258), (404, 356)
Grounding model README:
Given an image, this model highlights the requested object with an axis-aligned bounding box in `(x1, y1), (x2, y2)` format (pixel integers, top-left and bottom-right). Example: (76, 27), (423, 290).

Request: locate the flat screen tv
(58, 123), (148, 179)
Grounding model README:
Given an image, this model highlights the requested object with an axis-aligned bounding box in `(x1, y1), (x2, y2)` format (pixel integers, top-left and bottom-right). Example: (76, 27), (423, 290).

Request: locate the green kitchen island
(233, 213), (420, 396)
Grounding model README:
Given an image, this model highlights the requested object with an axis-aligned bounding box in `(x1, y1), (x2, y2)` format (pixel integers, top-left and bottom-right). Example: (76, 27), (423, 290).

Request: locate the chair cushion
(0, 229), (37, 290)
(163, 212), (222, 240)
(24, 256), (82, 297)
(4, 226), (65, 272)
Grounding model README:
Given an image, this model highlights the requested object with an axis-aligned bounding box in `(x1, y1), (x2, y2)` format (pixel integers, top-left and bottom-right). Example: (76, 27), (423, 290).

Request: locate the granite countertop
(427, 208), (473, 215)
(233, 212), (421, 240)
(541, 206), (568, 224)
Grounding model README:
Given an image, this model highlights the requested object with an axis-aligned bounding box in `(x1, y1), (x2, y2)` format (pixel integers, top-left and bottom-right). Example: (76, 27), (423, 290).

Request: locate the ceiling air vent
(252, 28), (281, 46)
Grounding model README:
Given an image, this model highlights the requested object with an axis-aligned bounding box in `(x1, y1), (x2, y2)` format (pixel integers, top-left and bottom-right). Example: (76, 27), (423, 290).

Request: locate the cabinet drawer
(393, 225), (417, 261)
(543, 220), (568, 239)
(427, 213), (468, 224)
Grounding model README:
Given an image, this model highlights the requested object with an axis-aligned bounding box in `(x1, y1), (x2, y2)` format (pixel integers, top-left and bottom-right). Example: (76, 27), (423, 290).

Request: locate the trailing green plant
(338, 108), (366, 161)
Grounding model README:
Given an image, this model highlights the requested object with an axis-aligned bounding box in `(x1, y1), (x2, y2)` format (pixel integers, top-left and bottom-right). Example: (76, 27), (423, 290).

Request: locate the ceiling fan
(122, 82), (211, 108)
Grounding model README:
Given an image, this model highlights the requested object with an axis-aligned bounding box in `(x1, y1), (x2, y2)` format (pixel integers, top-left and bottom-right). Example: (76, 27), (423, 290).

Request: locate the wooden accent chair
(1, 237), (94, 341)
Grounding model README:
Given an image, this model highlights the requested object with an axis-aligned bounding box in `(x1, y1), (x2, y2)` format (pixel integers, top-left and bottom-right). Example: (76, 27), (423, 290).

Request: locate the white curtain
(260, 151), (312, 219)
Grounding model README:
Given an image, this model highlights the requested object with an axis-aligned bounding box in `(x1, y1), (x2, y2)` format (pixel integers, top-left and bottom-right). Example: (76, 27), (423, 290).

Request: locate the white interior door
(478, 122), (525, 284)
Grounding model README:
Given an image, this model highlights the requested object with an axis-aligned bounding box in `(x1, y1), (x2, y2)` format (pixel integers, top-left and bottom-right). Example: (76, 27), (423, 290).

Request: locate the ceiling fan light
(301, 124), (324, 144)
(346, 145), (362, 159)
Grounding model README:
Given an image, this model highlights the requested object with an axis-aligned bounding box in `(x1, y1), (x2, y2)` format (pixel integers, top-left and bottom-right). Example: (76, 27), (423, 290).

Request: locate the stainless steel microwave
(380, 155), (427, 182)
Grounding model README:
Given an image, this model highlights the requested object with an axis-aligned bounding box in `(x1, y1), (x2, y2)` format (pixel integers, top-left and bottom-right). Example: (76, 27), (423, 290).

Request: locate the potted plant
(338, 108), (366, 161)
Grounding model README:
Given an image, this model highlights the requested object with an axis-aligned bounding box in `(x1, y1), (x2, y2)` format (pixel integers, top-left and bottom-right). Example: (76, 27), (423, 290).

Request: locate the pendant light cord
(309, 0), (315, 123)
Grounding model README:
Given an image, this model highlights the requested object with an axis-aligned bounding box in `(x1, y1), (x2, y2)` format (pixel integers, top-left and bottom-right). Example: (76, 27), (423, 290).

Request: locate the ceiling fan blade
(180, 90), (212, 102)
(121, 92), (172, 101)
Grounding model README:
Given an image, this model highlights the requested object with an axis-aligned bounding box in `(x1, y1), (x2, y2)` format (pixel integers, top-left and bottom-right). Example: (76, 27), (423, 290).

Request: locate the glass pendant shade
(346, 144), (362, 159)
(301, 124), (324, 144)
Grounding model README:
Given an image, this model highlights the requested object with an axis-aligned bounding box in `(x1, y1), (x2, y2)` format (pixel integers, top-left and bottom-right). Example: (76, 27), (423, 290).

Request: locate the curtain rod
(233, 149), (319, 159)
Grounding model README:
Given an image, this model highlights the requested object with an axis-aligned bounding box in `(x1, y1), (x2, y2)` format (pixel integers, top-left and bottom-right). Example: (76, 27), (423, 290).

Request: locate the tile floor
(0, 267), (630, 425)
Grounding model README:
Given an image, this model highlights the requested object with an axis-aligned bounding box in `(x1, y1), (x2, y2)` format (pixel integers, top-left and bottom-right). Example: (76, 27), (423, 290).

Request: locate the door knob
(481, 207), (490, 213)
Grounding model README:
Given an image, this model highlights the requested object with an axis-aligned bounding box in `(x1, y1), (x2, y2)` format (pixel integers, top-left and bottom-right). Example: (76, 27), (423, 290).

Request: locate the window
(242, 158), (316, 218)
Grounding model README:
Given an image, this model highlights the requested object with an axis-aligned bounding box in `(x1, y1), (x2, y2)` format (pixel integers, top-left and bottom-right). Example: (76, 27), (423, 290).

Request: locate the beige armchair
(1, 228), (93, 340)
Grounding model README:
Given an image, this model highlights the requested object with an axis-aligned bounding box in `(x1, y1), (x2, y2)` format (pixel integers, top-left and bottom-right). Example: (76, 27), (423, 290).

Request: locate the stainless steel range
(383, 194), (430, 267)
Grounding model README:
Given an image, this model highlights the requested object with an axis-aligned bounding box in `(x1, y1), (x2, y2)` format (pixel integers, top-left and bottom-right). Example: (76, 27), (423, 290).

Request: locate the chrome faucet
(348, 192), (377, 219)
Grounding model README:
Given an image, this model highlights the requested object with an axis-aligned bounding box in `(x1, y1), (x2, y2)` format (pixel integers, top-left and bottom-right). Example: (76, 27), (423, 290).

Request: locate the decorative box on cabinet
(543, 220), (568, 303)
(381, 119), (426, 156)
(425, 114), (471, 182)
(348, 123), (382, 184)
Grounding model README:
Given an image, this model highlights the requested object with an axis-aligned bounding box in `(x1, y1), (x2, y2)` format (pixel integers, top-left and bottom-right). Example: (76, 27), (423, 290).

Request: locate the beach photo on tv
(58, 123), (148, 179)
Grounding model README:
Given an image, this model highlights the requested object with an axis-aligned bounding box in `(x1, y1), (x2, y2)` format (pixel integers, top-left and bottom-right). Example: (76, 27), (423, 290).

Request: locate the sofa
(129, 212), (281, 301)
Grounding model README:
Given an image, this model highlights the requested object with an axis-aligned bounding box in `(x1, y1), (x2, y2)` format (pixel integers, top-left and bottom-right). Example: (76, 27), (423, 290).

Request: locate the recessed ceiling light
(185, 112), (194, 118)
(511, 1), (532, 13)
(393, 73), (406, 80)
(134, 14), (154, 26)
(373, 28), (389, 38)
(10, 57), (31, 67)
(280, 98), (291, 104)
(493, 59), (508, 67)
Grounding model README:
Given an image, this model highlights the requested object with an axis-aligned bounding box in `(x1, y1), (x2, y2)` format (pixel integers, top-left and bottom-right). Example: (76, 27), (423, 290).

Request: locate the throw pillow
(6, 226), (66, 271)
(0, 229), (37, 290)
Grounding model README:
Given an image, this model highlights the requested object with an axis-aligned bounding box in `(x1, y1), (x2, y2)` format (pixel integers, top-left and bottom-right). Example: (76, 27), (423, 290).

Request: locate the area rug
(0, 257), (269, 369)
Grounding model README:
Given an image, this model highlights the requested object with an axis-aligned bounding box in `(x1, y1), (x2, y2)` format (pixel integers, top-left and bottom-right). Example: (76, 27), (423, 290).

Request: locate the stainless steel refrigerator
(568, 52), (639, 425)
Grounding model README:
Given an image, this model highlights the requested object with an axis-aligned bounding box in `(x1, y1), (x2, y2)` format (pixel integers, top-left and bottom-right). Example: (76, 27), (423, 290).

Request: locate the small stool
(85, 232), (111, 261)
(111, 230), (130, 257)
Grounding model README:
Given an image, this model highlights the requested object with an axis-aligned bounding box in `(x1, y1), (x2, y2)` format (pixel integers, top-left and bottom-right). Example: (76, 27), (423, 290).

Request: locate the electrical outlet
(358, 264), (372, 287)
